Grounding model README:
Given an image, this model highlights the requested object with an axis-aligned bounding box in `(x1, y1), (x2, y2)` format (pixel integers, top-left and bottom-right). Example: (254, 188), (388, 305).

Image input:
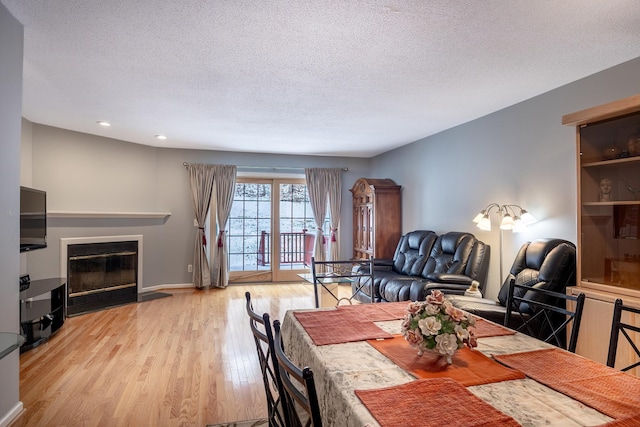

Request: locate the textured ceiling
(3, 1), (640, 157)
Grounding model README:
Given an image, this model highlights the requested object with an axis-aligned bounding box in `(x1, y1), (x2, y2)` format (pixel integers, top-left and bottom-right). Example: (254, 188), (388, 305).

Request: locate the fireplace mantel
(49, 211), (171, 219)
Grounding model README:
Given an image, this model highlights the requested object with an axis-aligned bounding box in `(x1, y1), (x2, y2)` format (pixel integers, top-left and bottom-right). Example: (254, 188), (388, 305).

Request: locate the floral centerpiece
(400, 290), (477, 363)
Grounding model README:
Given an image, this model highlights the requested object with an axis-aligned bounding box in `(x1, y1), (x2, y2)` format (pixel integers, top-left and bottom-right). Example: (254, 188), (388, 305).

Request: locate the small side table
(0, 333), (25, 360)
(299, 257), (375, 308)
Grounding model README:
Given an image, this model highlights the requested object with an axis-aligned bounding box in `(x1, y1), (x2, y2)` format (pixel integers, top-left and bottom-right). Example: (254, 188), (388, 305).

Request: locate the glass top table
(298, 257), (374, 308)
(0, 332), (25, 360)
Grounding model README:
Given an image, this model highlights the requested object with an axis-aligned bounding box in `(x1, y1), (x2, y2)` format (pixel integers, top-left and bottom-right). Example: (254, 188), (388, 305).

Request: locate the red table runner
(495, 348), (640, 419)
(337, 301), (408, 321)
(293, 310), (393, 346)
(368, 335), (525, 386)
(472, 317), (516, 338)
(355, 377), (520, 427)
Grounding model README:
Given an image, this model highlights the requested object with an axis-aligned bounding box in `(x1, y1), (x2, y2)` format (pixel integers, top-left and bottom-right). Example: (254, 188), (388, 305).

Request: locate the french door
(226, 177), (329, 283)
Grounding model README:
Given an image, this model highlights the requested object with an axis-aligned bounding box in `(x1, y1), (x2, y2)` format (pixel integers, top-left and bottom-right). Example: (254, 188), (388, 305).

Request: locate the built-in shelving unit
(563, 93), (640, 375)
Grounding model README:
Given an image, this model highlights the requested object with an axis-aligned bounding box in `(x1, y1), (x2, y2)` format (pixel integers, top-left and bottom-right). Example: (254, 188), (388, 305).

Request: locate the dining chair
(272, 319), (322, 427)
(504, 280), (585, 353)
(607, 298), (640, 372)
(245, 292), (286, 427)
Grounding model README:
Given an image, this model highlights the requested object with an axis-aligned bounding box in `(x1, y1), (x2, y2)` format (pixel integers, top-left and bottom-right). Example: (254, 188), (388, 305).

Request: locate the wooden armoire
(350, 178), (401, 260)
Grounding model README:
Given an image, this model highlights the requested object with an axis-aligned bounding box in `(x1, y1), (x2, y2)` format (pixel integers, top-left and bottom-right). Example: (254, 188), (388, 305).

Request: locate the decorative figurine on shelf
(623, 180), (640, 200)
(603, 143), (620, 160)
(600, 178), (613, 202)
(628, 127), (640, 157)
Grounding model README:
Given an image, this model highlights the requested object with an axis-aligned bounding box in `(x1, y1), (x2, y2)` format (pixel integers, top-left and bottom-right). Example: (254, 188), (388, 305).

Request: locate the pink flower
(467, 334), (478, 349)
(426, 290), (445, 305)
(401, 316), (411, 331)
(445, 304), (466, 322)
(406, 301), (423, 315)
(404, 329), (424, 346)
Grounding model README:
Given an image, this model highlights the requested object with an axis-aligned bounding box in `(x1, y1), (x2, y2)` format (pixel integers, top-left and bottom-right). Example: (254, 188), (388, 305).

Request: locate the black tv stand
(19, 278), (66, 352)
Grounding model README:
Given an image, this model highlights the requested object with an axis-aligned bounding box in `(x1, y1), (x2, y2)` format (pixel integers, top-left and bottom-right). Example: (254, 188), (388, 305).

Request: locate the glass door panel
(228, 181), (273, 282)
(274, 182), (316, 281)
(227, 178), (330, 283)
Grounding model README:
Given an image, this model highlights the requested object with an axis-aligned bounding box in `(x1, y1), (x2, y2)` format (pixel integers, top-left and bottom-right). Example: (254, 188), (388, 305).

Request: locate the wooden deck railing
(258, 230), (315, 266)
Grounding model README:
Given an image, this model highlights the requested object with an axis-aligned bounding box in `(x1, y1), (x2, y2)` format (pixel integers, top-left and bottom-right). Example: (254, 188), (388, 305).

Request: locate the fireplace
(61, 235), (143, 316)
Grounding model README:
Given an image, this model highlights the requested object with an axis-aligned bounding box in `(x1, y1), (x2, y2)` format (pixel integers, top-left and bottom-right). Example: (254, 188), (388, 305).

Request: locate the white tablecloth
(282, 308), (613, 427)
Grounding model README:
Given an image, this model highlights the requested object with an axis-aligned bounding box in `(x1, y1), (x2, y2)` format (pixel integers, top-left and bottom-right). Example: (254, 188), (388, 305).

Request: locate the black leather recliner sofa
(351, 230), (490, 303)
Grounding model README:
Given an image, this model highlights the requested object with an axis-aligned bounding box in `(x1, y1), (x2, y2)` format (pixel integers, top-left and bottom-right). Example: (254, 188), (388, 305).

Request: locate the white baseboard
(140, 283), (194, 292)
(0, 401), (23, 427)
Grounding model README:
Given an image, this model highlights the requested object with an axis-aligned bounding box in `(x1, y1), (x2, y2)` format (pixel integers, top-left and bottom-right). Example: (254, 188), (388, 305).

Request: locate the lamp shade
(500, 213), (514, 230)
(472, 211), (485, 223)
(512, 217), (526, 233)
(520, 210), (537, 225)
(477, 214), (491, 231)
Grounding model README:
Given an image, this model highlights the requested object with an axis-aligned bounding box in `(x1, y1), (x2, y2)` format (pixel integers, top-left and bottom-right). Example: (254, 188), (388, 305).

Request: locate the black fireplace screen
(67, 241), (138, 296)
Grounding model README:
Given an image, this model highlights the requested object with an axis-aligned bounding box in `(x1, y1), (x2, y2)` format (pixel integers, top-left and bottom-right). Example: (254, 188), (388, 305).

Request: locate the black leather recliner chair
(351, 230), (489, 303)
(449, 238), (576, 329)
(351, 230), (436, 303)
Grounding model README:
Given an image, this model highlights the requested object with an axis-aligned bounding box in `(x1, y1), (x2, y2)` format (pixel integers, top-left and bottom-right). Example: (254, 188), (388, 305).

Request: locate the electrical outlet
(188, 264), (193, 273)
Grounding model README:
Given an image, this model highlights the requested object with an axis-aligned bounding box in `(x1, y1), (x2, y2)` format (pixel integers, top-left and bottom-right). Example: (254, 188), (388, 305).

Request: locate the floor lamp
(472, 203), (537, 285)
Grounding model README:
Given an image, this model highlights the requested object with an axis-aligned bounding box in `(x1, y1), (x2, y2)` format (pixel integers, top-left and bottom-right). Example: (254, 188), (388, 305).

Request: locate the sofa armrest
(448, 295), (498, 306)
(424, 273), (473, 286)
(447, 295), (509, 325)
(371, 259), (394, 271)
(353, 260), (392, 273)
(409, 280), (471, 301)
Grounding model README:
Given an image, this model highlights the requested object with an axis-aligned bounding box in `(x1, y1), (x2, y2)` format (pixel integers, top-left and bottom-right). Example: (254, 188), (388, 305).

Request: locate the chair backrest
(497, 238), (576, 308)
(272, 319), (322, 427)
(505, 280), (585, 352)
(419, 232), (489, 289)
(391, 230), (437, 275)
(607, 298), (640, 372)
(245, 292), (286, 427)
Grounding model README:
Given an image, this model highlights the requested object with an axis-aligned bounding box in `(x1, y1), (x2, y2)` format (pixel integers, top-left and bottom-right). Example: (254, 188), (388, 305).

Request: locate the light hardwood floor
(12, 283), (317, 426)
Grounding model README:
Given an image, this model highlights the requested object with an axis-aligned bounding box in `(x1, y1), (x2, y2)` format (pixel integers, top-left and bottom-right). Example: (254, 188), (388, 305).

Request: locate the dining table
(281, 301), (640, 427)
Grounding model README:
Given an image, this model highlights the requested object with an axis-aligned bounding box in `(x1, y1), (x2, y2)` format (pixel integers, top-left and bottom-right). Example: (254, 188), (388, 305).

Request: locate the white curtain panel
(305, 168), (329, 264)
(327, 169), (342, 262)
(188, 163), (215, 289)
(211, 164), (237, 288)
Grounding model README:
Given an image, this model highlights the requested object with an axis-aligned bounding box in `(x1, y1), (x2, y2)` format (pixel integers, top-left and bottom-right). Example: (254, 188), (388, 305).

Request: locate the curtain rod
(182, 162), (348, 171)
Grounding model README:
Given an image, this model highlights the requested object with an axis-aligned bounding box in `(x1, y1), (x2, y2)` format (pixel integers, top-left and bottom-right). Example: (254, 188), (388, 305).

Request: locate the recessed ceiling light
(155, 134), (167, 140)
(96, 121), (111, 127)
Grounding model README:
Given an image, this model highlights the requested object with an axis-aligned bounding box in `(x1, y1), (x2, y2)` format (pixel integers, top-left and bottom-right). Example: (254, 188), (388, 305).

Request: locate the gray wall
(0, 2), (23, 423)
(372, 56), (640, 299)
(23, 124), (370, 287)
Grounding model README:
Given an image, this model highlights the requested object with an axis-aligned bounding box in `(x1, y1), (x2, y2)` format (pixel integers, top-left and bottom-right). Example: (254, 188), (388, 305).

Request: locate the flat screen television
(20, 186), (47, 252)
